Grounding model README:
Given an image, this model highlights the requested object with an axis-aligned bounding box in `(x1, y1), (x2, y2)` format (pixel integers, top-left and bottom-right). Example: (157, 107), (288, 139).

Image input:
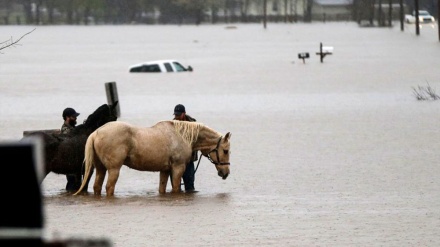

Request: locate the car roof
(129, 59), (179, 68)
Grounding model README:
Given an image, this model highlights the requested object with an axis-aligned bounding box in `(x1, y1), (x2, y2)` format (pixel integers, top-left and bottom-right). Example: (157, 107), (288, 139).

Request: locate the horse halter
(204, 136), (230, 166)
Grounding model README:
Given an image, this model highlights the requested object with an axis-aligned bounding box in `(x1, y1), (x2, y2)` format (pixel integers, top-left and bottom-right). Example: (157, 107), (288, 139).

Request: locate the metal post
(105, 82), (121, 118)
(320, 42), (323, 63)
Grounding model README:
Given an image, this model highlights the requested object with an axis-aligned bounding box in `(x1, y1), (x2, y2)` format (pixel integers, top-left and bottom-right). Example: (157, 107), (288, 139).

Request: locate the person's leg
(182, 161), (195, 191)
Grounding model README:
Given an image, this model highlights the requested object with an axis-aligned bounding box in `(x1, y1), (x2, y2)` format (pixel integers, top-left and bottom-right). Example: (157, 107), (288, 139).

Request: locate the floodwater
(1, 23), (440, 246)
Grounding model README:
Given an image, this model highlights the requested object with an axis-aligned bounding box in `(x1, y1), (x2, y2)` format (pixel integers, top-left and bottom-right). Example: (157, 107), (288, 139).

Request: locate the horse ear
(224, 132), (231, 141)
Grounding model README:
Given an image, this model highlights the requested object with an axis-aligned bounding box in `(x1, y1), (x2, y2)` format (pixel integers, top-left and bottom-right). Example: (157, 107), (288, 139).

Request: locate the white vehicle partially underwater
(129, 59), (193, 73)
(405, 10), (435, 24)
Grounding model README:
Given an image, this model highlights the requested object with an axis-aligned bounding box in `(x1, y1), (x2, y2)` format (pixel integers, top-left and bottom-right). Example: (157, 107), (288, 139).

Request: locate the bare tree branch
(0, 28), (36, 53)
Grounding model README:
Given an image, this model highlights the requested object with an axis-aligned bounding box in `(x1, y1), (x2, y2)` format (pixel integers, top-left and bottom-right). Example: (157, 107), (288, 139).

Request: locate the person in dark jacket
(61, 107), (80, 191)
(173, 104), (197, 192)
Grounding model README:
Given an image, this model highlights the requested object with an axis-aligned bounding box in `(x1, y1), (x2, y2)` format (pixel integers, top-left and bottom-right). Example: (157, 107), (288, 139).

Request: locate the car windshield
(173, 62), (186, 72)
(419, 11), (429, 16)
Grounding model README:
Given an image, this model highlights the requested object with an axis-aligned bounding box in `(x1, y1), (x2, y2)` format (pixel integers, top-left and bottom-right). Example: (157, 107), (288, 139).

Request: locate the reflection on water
(45, 187), (231, 207)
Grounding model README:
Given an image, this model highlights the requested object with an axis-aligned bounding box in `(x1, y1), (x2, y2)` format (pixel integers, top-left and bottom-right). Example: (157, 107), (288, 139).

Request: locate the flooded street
(1, 23), (440, 246)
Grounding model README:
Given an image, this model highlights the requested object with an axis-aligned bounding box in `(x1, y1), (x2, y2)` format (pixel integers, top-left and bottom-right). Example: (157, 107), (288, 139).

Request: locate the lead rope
(193, 152), (202, 174)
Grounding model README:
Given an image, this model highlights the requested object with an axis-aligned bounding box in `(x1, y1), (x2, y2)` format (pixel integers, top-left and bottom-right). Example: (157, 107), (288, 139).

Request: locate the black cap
(173, 104), (185, 115)
(62, 108), (80, 118)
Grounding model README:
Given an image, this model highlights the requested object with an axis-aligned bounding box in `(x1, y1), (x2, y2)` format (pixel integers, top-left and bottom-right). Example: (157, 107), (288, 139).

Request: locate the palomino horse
(74, 120), (231, 196)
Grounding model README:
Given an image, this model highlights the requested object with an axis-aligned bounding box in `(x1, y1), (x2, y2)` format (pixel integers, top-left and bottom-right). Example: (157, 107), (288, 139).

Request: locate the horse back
(93, 121), (191, 171)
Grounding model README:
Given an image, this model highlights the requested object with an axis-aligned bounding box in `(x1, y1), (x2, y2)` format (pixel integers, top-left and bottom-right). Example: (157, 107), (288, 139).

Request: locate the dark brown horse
(23, 102), (118, 192)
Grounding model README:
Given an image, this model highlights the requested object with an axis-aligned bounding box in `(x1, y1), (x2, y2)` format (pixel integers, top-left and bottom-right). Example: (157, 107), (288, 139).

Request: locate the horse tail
(73, 132), (96, 195)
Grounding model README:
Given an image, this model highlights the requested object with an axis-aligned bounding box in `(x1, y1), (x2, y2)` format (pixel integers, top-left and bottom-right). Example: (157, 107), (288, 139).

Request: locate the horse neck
(83, 105), (114, 130)
(193, 126), (221, 153)
(72, 123), (97, 136)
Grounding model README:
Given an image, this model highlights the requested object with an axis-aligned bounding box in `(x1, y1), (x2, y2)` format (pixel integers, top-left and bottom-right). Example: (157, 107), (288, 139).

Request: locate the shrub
(412, 82), (440, 100)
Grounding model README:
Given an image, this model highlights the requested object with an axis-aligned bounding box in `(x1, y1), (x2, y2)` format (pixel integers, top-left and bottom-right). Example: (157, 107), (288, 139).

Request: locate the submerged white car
(129, 59), (193, 73)
(405, 10), (435, 24)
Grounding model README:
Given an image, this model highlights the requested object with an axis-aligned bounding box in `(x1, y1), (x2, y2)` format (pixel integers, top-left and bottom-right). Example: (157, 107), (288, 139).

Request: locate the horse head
(171, 121), (231, 181)
(205, 132), (231, 180)
(82, 101), (118, 131)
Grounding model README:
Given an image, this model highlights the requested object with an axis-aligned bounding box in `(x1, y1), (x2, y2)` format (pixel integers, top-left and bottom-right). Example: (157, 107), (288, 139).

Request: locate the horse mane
(172, 120), (203, 145)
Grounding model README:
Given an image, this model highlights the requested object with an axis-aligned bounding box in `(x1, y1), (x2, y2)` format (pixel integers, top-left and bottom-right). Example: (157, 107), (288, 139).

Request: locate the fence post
(105, 82), (121, 118)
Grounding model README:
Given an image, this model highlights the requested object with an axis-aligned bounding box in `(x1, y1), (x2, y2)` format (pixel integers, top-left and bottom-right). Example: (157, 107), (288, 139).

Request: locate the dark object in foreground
(1, 138), (43, 246)
(0, 138), (112, 247)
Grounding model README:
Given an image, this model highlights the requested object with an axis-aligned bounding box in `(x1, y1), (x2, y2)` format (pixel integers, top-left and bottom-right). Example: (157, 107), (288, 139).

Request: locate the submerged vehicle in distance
(405, 10), (435, 24)
(129, 59), (193, 73)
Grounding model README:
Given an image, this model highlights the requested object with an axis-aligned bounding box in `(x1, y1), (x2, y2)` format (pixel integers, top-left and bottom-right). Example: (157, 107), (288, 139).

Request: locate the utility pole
(438, 0), (440, 41)
(378, 0), (383, 26)
(415, 0), (420, 35)
(400, 0), (404, 31)
(388, 0), (392, 26)
(263, 0), (267, 29)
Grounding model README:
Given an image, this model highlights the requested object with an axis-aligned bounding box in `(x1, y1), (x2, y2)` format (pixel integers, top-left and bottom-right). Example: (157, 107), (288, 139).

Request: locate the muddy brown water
(1, 23), (440, 246)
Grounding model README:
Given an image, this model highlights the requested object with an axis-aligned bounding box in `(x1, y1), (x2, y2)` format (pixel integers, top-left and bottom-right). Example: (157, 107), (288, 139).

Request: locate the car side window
(130, 66), (141, 72)
(164, 63), (173, 72)
(146, 64), (161, 72)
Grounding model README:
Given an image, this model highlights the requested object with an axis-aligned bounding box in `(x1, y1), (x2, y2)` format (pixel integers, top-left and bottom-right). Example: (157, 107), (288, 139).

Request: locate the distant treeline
(0, 0), (437, 25)
(1, 0), (299, 25)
